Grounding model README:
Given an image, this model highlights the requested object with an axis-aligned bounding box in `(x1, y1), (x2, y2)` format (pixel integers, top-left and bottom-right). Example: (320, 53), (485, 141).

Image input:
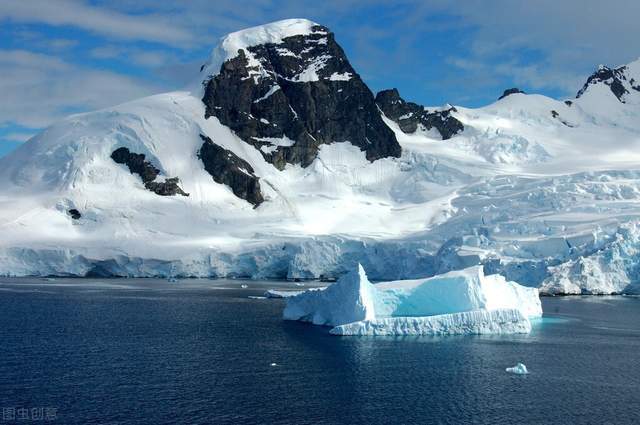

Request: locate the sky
(1, 0), (639, 157)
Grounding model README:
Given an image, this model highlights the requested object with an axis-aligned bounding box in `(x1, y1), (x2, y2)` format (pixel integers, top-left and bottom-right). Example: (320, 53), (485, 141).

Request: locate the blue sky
(1, 0), (639, 157)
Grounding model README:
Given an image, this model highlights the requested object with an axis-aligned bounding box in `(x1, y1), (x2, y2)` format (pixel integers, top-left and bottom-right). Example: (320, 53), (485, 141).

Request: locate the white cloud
(439, 0), (640, 88)
(2, 0), (640, 125)
(11, 29), (79, 51)
(446, 56), (585, 98)
(0, 49), (161, 128)
(89, 46), (172, 67)
(0, 0), (194, 47)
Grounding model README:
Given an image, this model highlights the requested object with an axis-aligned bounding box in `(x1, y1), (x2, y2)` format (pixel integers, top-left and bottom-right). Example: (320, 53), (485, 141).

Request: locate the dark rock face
(498, 88), (525, 100)
(202, 25), (401, 170)
(198, 135), (264, 207)
(68, 209), (81, 220)
(576, 65), (631, 102)
(145, 178), (188, 196)
(564, 100), (573, 106)
(550, 110), (574, 127)
(111, 147), (188, 197)
(375, 88), (463, 140)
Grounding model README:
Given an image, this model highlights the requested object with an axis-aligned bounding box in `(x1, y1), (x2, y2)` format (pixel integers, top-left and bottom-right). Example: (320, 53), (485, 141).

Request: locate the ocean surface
(0, 277), (638, 424)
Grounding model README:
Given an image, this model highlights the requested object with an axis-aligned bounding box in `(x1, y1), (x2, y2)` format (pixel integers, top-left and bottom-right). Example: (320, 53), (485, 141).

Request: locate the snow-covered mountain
(2, 18), (640, 294)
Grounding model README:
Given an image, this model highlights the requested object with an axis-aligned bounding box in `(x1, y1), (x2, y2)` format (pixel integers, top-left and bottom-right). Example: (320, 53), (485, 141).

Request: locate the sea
(0, 277), (638, 424)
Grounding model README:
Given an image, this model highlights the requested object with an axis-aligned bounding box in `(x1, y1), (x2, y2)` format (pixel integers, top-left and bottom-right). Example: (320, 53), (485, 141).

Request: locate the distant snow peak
(576, 64), (639, 103)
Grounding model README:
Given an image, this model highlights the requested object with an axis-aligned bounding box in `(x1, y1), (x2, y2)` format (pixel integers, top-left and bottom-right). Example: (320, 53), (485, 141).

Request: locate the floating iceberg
(264, 289), (307, 298)
(506, 363), (529, 374)
(283, 264), (542, 336)
(330, 309), (531, 336)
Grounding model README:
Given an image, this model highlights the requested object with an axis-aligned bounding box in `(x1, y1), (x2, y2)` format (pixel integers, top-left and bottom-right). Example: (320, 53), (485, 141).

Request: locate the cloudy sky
(1, 0), (639, 156)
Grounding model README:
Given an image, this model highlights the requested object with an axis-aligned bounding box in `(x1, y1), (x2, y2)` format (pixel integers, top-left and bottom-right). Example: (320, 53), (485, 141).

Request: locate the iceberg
(283, 264), (542, 336)
(264, 289), (307, 298)
(505, 363), (529, 374)
(283, 265), (376, 326)
(330, 309), (531, 336)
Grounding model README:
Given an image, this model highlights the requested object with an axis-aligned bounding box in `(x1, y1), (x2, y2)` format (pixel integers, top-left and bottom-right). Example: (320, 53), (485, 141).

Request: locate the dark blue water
(0, 278), (639, 425)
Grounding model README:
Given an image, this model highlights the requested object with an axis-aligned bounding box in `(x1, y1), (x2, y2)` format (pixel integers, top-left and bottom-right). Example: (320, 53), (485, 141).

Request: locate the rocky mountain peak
(199, 19), (323, 80)
(576, 62), (640, 103)
(498, 87), (526, 100)
(200, 19), (401, 170)
(375, 88), (463, 140)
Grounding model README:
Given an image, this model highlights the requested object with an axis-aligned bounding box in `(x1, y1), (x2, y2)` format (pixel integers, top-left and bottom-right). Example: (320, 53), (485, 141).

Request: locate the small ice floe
(265, 289), (305, 298)
(241, 284), (248, 289)
(294, 282), (305, 287)
(248, 296), (267, 300)
(505, 363), (529, 375)
(270, 363), (278, 367)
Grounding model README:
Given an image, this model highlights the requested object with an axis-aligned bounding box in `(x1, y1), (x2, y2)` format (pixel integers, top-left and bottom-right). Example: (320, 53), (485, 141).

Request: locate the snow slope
(1, 19), (640, 295)
(283, 264), (541, 335)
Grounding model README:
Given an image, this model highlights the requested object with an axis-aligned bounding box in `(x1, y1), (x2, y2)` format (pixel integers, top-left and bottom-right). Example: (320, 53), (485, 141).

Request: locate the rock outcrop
(68, 209), (81, 220)
(197, 135), (264, 207)
(498, 87), (525, 100)
(110, 147), (188, 197)
(375, 88), (463, 140)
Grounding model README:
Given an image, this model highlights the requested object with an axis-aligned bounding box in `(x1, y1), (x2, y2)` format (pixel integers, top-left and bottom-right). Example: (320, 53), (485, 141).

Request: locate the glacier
(283, 265), (542, 336)
(1, 19), (640, 296)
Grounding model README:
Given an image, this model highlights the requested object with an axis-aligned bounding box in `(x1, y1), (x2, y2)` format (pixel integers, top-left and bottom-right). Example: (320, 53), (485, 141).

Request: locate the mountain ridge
(1, 19), (640, 295)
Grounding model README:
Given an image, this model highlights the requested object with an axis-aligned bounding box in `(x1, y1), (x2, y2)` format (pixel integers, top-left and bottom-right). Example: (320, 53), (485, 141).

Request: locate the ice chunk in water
(284, 264), (542, 336)
(506, 363), (529, 374)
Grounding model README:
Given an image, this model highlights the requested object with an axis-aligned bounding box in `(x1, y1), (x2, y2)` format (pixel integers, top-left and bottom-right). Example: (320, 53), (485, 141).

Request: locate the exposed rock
(145, 178), (189, 197)
(576, 65), (630, 102)
(375, 88), (463, 140)
(564, 100), (573, 106)
(550, 110), (574, 127)
(111, 147), (158, 182)
(202, 24), (400, 170)
(198, 134), (264, 207)
(68, 209), (81, 220)
(110, 147), (188, 197)
(498, 88), (525, 100)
